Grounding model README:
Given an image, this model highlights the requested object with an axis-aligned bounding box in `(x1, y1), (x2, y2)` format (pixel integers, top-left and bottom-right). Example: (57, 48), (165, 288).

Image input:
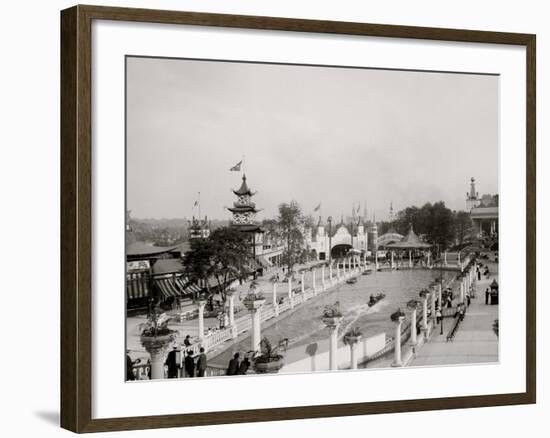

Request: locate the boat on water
(346, 277), (358, 284)
(368, 292), (386, 307)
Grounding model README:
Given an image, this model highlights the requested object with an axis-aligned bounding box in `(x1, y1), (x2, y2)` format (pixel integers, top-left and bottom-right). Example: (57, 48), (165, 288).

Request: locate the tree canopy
(378, 202), (474, 251)
(182, 226), (253, 303)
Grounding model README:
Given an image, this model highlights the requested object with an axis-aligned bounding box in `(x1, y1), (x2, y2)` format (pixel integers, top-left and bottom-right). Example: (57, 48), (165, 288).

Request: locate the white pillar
(458, 252), (461, 270)
(410, 308), (418, 345)
(444, 251), (448, 266)
(301, 272), (305, 294)
(460, 280), (465, 304)
(327, 323), (340, 370)
(312, 269), (317, 294)
(392, 317), (404, 367)
(149, 348), (168, 380)
(288, 277), (294, 308)
(329, 264), (333, 282)
(321, 265), (326, 290)
(391, 251), (395, 269)
(375, 250), (379, 270)
(272, 282), (279, 317)
(251, 307), (262, 353)
(438, 283), (443, 307)
(350, 341), (359, 370)
(427, 252), (431, 268)
(198, 301), (206, 341)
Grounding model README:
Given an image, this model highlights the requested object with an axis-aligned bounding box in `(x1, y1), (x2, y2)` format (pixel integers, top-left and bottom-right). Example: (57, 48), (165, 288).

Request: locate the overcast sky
(126, 56), (498, 221)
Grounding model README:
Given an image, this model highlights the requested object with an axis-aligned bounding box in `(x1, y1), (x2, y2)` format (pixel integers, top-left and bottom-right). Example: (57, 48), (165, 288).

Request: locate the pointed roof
(386, 225), (431, 249)
(233, 174), (255, 197)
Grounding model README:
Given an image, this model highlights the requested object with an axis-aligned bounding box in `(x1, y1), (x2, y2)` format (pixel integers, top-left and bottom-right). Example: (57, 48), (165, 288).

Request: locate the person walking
(164, 344), (180, 378)
(184, 351), (195, 378)
(436, 308), (442, 324)
(196, 347), (207, 377)
(226, 352), (240, 376)
(485, 288), (490, 305)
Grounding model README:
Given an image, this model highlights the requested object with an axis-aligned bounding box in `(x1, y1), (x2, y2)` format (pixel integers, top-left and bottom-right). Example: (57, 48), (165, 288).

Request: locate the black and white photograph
(125, 56), (500, 381)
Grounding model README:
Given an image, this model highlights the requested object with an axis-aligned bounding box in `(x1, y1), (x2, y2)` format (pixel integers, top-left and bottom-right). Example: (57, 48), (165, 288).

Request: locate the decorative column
(197, 299), (206, 341)
(243, 296), (266, 353)
(391, 251), (395, 269)
(272, 282), (279, 317)
(342, 260), (346, 277)
(301, 272), (305, 294)
(459, 276), (465, 303)
(329, 264), (333, 283)
(391, 311), (406, 367)
(141, 332), (175, 380)
(438, 282), (443, 307)
(323, 315), (342, 371)
(288, 277), (294, 309)
(444, 251), (448, 266)
(312, 269), (317, 295)
(419, 290), (429, 337)
(321, 265), (326, 291)
(375, 250), (379, 270)
(409, 250), (412, 268)
(344, 333), (361, 370)
(407, 300), (420, 346)
(427, 252), (431, 268)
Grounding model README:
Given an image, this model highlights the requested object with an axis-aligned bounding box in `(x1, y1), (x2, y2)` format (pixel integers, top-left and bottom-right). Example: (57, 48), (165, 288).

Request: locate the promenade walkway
(409, 260), (499, 367)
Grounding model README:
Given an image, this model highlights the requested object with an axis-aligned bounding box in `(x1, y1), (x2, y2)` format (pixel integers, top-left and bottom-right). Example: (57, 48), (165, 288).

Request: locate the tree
(182, 227), (253, 305)
(453, 210), (474, 246)
(276, 201), (306, 275)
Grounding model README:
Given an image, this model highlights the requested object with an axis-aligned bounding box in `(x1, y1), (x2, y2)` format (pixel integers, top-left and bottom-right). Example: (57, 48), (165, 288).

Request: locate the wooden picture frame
(60, 4), (536, 433)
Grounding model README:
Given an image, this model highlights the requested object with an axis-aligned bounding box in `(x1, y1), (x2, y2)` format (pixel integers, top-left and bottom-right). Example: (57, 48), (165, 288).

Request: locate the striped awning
(126, 272), (150, 300)
(154, 276), (205, 298)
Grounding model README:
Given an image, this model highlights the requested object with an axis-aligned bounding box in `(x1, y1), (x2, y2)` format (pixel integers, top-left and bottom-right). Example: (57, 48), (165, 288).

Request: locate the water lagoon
(211, 268), (454, 367)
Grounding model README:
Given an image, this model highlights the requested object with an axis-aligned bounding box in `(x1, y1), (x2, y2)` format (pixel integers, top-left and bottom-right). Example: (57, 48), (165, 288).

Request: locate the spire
(389, 201), (394, 222)
(467, 177), (478, 200)
(232, 174), (255, 197)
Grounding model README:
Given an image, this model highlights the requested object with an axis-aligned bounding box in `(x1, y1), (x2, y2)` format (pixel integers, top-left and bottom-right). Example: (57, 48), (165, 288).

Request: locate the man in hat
(164, 344), (180, 378)
(184, 350), (195, 378)
(196, 347), (207, 377)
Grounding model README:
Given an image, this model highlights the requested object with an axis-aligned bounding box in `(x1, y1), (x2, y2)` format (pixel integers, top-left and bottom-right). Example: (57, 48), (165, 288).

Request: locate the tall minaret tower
(466, 177), (480, 211)
(389, 201), (395, 223)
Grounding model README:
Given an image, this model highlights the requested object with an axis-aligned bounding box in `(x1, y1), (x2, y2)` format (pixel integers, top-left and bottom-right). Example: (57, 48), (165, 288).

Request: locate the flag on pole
(193, 200), (198, 207)
(313, 202), (321, 212)
(229, 160), (242, 171)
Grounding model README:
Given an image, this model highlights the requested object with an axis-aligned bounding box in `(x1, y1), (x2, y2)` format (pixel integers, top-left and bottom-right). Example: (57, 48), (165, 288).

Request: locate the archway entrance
(331, 244), (352, 259)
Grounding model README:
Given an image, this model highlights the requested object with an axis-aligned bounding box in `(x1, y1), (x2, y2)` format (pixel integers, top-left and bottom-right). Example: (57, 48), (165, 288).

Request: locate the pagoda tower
(227, 174), (264, 257)
(466, 177), (480, 211)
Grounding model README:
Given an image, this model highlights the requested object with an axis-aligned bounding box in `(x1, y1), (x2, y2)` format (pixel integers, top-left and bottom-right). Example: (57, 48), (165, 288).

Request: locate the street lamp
(328, 216), (333, 265)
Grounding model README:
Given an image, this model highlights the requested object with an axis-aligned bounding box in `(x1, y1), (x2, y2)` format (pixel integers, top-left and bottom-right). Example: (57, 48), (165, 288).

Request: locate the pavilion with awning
(386, 226), (432, 267)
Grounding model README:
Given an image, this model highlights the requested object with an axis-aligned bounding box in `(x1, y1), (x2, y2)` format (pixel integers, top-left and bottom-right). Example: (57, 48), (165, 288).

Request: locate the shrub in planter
(253, 337), (286, 373)
(343, 326), (362, 345)
(390, 308), (406, 323)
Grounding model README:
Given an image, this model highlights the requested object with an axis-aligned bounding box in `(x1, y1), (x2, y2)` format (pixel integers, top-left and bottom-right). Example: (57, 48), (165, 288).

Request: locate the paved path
(409, 260), (499, 367)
